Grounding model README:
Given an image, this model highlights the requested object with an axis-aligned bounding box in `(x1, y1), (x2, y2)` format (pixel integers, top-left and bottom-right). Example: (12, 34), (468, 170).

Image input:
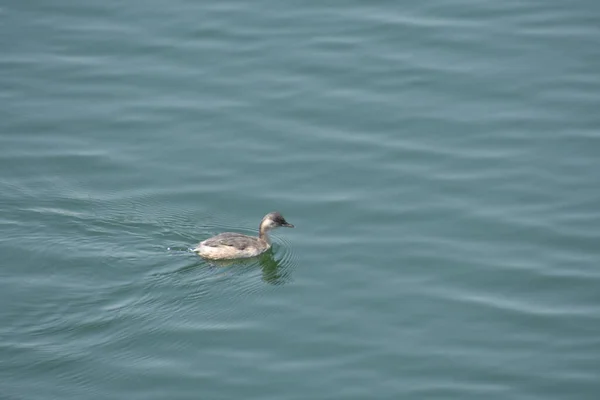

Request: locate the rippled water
(2, 0), (600, 398)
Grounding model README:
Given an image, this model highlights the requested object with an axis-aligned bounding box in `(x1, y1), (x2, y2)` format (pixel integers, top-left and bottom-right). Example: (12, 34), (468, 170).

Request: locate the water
(2, 0), (600, 398)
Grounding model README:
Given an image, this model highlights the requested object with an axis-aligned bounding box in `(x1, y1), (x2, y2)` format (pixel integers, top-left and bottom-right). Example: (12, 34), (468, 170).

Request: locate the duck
(194, 212), (294, 260)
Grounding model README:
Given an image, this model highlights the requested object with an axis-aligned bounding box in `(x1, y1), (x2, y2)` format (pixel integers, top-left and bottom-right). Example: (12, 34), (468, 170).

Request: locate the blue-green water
(2, 1), (600, 398)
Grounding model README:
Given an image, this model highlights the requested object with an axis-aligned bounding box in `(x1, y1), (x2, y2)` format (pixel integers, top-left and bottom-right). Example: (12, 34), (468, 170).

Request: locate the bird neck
(258, 222), (271, 243)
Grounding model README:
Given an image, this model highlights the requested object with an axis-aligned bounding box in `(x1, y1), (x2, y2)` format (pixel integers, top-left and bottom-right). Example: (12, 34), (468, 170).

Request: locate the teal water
(2, 0), (600, 398)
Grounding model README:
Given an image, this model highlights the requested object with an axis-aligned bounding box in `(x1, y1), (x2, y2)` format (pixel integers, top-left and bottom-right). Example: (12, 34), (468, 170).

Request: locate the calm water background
(2, 0), (600, 398)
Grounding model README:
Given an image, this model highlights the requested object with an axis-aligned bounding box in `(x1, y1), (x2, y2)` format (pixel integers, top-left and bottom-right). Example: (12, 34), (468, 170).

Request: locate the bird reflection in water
(203, 249), (289, 285)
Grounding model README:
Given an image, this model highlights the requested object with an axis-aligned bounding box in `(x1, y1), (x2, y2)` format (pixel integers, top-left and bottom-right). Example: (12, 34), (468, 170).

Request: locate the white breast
(194, 243), (268, 260)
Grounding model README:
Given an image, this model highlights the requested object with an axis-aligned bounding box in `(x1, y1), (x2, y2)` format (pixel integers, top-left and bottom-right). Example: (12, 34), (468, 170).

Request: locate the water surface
(1, 0), (600, 398)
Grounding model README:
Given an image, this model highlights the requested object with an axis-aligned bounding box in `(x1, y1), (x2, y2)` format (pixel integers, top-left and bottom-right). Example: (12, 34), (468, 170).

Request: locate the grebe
(194, 212), (294, 260)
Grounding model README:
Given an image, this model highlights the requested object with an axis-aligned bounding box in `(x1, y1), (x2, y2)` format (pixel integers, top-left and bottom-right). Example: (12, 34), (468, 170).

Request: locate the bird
(194, 212), (294, 260)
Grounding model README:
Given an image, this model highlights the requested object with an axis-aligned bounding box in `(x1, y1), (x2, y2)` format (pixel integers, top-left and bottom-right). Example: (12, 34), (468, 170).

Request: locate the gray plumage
(194, 212), (294, 260)
(200, 232), (258, 250)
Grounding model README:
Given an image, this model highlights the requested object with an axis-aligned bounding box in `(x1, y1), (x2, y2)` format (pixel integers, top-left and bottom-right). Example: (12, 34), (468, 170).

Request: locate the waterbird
(194, 212), (294, 260)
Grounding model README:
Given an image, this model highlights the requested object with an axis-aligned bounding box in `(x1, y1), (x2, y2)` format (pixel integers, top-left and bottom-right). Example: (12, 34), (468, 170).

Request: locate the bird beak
(283, 223), (294, 228)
